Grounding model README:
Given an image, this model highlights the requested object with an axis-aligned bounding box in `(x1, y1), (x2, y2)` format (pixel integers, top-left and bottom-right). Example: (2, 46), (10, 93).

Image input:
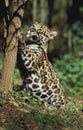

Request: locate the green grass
(32, 107), (82, 130)
(10, 88), (83, 130)
(18, 99), (83, 130)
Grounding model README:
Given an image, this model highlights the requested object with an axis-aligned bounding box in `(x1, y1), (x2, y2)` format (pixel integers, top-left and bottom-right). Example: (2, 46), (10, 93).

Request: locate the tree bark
(32, 0), (37, 22)
(1, 0), (30, 97)
(40, 0), (48, 24)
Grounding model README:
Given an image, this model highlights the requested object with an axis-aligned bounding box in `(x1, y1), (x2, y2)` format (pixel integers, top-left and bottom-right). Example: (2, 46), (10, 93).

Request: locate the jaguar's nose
(32, 35), (38, 41)
(25, 30), (39, 43)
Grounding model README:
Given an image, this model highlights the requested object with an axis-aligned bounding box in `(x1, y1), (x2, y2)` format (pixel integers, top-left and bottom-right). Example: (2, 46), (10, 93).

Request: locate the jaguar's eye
(32, 35), (38, 41)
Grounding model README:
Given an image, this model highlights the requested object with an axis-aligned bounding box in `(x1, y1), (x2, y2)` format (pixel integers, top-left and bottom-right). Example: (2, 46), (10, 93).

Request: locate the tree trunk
(32, 0), (37, 22)
(40, 0), (48, 24)
(1, 0), (29, 97)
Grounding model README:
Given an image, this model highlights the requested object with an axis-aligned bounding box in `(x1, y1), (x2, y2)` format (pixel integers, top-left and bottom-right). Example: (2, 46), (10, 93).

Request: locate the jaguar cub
(17, 22), (65, 109)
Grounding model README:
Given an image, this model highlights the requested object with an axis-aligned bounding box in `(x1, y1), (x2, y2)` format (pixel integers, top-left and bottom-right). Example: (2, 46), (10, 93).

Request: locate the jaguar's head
(18, 22), (57, 52)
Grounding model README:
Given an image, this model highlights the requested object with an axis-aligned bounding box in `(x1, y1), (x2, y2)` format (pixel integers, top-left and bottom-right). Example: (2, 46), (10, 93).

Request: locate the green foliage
(13, 69), (21, 80)
(53, 54), (83, 96)
(71, 21), (83, 38)
(80, 6), (83, 12)
(71, 21), (83, 48)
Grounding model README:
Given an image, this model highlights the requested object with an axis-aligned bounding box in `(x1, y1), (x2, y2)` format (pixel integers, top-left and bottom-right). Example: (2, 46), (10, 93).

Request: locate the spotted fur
(17, 22), (65, 109)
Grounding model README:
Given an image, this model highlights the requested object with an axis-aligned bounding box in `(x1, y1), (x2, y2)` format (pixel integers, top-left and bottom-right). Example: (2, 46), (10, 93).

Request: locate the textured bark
(32, 0), (37, 22)
(1, 0), (29, 97)
(40, 0), (48, 24)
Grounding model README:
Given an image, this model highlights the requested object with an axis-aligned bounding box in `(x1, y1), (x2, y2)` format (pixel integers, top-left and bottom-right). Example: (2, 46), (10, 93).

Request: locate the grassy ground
(0, 54), (83, 130)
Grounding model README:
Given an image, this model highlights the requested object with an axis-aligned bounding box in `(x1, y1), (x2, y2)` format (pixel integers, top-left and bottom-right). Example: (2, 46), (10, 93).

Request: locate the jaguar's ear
(49, 31), (57, 39)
